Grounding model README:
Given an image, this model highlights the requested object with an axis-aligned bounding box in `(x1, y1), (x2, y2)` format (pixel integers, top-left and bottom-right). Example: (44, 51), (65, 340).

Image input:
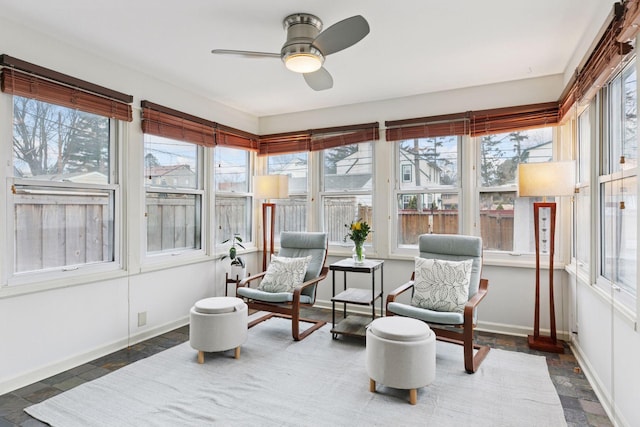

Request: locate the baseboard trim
(0, 316), (188, 396)
(569, 340), (627, 427)
(315, 300), (571, 340)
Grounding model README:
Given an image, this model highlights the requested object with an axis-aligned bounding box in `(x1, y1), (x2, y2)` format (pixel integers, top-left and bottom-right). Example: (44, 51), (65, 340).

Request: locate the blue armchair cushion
(257, 255), (311, 293)
(411, 257), (472, 313)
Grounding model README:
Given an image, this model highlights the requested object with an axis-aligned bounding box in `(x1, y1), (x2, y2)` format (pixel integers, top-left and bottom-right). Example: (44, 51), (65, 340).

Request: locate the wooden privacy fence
(14, 191), (112, 272)
(147, 194), (199, 252)
(399, 209), (514, 250)
(479, 210), (514, 251)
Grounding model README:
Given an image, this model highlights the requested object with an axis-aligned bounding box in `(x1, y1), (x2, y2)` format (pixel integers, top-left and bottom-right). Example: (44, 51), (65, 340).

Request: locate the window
(574, 107), (591, 274)
(215, 146), (252, 244)
(395, 136), (460, 246)
(321, 142), (373, 245)
(401, 164), (412, 182)
(11, 96), (116, 273)
(598, 60), (637, 305)
(477, 127), (554, 252)
(144, 135), (202, 254)
(267, 153), (308, 238)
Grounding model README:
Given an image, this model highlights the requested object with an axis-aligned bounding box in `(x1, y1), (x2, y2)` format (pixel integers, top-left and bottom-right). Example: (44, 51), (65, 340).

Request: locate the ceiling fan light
(284, 53), (323, 73)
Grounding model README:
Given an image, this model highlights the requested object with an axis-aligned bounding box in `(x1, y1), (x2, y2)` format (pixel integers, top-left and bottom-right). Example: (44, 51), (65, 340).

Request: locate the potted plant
(221, 234), (246, 278)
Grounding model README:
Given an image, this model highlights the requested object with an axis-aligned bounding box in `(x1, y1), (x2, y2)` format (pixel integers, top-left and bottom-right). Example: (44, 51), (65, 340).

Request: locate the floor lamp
(518, 161), (575, 353)
(254, 175), (289, 271)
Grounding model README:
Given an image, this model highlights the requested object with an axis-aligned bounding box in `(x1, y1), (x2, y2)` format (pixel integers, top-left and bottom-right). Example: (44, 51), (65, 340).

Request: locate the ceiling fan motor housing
(281, 13), (324, 66)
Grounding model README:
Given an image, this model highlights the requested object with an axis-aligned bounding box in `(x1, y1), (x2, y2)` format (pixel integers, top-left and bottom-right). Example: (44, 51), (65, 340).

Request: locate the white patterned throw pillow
(411, 257), (473, 313)
(257, 255), (312, 293)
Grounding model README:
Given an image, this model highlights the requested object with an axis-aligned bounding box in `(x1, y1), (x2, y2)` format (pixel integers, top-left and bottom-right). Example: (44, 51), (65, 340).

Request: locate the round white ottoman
(366, 316), (436, 405)
(189, 297), (248, 364)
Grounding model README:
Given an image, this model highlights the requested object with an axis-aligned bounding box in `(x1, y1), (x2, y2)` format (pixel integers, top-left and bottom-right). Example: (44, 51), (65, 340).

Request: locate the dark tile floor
(0, 308), (612, 426)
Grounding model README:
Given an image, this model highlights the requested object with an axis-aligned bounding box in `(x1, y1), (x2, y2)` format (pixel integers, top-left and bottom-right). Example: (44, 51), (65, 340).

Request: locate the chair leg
(234, 346), (241, 359)
(197, 351), (204, 364)
(369, 378), (376, 393)
(463, 333), (490, 374)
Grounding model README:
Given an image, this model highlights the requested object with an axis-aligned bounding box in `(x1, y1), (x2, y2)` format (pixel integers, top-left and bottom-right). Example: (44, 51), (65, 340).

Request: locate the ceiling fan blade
(312, 15), (369, 56)
(303, 67), (333, 91)
(211, 49), (280, 59)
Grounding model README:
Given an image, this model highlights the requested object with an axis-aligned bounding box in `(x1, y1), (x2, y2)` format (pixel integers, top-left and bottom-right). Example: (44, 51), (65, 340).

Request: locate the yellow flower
(352, 222), (362, 231)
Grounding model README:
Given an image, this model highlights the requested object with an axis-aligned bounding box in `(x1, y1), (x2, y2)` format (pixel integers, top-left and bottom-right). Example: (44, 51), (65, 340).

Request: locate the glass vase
(352, 242), (366, 264)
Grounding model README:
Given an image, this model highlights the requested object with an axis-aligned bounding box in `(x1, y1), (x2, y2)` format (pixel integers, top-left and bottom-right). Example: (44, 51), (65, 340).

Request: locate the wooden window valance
(257, 131), (312, 156)
(469, 102), (560, 136)
(141, 100), (216, 147)
(385, 112), (469, 141)
(216, 124), (259, 151)
(1, 55), (133, 121)
(309, 122), (379, 151)
(559, 2), (635, 120)
(141, 100), (260, 149)
(258, 122), (379, 156)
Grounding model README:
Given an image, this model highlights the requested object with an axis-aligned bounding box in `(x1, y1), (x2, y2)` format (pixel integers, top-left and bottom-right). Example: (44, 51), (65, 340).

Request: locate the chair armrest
(292, 266), (329, 304)
(293, 266), (329, 292)
(238, 271), (267, 288)
(463, 278), (489, 323)
(385, 280), (414, 307)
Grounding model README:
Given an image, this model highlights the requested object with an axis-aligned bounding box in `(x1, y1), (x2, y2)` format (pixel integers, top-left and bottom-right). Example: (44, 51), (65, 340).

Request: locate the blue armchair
(386, 234), (490, 373)
(236, 231), (328, 341)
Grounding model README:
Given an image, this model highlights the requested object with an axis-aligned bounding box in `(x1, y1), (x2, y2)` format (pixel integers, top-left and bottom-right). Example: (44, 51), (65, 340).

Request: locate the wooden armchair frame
(237, 266), (329, 341)
(386, 273), (490, 373)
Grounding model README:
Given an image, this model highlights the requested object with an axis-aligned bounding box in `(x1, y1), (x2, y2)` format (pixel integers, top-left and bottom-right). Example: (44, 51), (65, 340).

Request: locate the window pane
(267, 153), (308, 239)
(479, 191), (540, 253)
(622, 66), (637, 171)
(398, 136), (458, 189)
(479, 128), (552, 187)
(274, 196), (307, 236)
(267, 153), (308, 193)
(14, 186), (114, 272)
(13, 96), (110, 184)
(609, 74), (622, 174)
(397, 193), (459, 245)
(216, 196), (251, 243)
(575, 186), (590, 271)
(144, 135), (198, 189)
(146, 193), (201, 253)
(578, 108), (591, 184)
(215, 147), (249, 192)
(601, 177), (637, 296)
(323, 143), (372, 192)
(323, 195), (372, 244)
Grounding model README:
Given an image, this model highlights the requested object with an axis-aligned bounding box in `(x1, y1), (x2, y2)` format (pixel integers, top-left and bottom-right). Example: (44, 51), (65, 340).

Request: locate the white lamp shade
(254, 175), (289, 200)
(517, 161), (576, 197)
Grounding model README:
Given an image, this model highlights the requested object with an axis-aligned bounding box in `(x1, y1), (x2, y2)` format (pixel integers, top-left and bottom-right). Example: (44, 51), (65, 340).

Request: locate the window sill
(0, 267), (128, 300)
(565, 265), (638, 331)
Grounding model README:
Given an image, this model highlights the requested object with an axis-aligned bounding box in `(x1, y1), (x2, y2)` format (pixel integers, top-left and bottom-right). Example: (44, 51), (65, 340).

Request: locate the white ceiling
(0, 0), (614, 118)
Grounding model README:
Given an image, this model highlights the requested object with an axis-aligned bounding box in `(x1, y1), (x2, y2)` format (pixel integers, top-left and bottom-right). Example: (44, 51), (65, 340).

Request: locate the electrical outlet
(137, 311), (147, 327)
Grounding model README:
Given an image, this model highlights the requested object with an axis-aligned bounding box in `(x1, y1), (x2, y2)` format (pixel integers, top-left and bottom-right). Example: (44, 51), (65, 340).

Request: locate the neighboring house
(146, 164), (195, 188)
(30, 171), (109, 185)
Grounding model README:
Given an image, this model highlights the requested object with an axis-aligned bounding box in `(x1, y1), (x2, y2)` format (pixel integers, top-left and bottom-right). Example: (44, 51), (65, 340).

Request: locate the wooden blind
(258, 131), (311, 156)
(141, 100), (216, 147)
(619, 0), (640, 43)
(559, 2), (634, 119)
(470, 102), (559, 136)
(258, 122), (379, 156)
(1, 64), (133, 122)
(310, 123), (379, 151)
(385, 112), (469, 141)
(216, 124), (259, 151)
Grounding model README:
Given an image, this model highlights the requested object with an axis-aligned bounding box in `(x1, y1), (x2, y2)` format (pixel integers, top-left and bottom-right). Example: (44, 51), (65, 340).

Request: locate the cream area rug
(26, 318), (567, 427)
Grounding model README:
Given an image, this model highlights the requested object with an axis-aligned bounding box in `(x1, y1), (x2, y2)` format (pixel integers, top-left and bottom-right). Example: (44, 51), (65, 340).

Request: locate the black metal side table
(330, 258), (384, 339)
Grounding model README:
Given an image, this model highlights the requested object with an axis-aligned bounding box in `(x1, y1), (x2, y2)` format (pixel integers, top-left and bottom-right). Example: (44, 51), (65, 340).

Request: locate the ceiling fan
(211, 13), (370, 91)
